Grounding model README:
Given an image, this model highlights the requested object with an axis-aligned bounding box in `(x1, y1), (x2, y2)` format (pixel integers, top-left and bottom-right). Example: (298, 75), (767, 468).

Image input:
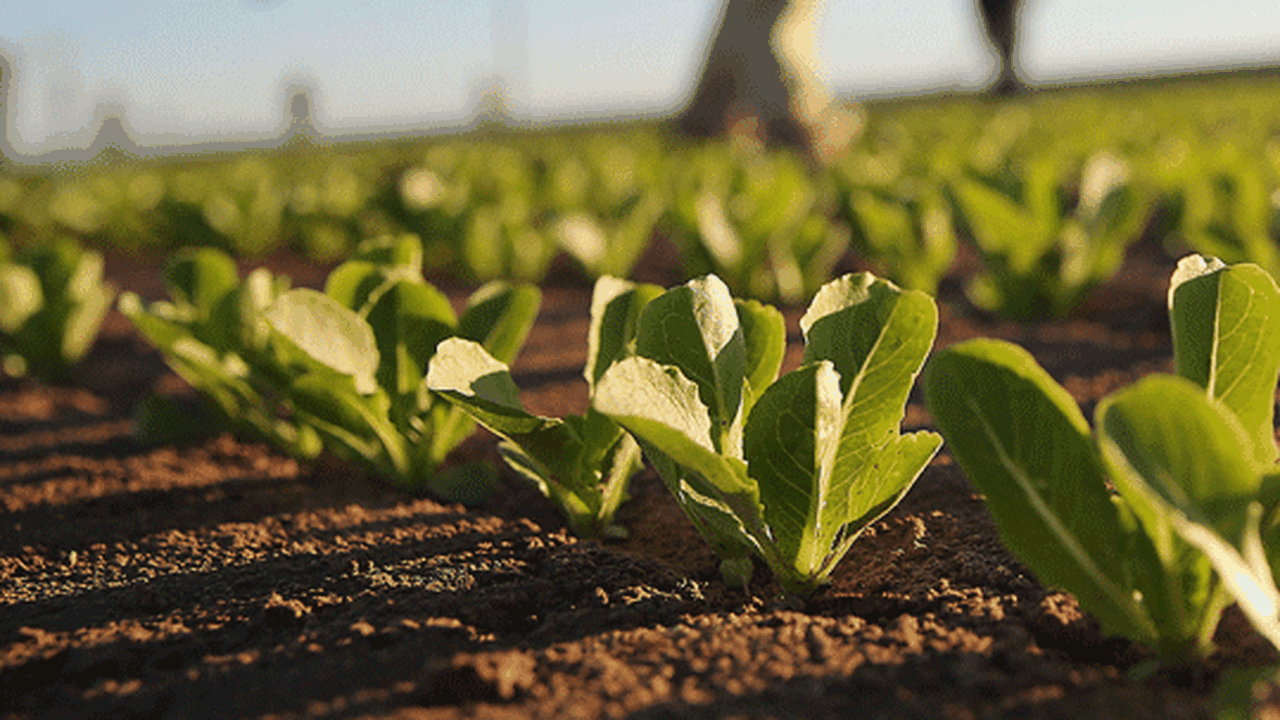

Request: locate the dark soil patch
(3, 238), (1277, 719)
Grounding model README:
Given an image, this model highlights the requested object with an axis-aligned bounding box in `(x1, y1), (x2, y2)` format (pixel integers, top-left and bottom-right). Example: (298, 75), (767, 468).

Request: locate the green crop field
(4, 70), (1280, 315)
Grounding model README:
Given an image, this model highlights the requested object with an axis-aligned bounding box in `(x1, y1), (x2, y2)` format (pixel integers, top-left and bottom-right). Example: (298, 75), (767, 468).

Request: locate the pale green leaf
(801, 273), (938, 523)
(427, 337), (579, 478)
(634, 274), (745, 450)
(923, 338), (1158, 644)
(594, 355), (758, 504)
(0, 264), (42, 334)
(265, 289), (379, 395)
(1169, 254), (1280, 466)
(585, 275), (663, 391)
(734, 298), (785, 412)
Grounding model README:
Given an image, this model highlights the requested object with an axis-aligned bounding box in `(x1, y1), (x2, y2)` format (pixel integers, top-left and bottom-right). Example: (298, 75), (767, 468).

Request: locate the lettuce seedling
(947, 150), (1151, 319)
(0, 236), (115, 382)
(1151, 146), (1280, 281)
(668, 147), (849, 304)
(923, 254), (1280, 662)
(426, 276), (663, 538)
(842, 180), (956, 296)
(121, 245), (321, 455)
(1096, 373), (1280, 715)
(122, 236), (541, 492)
(592, 272), (941, 597)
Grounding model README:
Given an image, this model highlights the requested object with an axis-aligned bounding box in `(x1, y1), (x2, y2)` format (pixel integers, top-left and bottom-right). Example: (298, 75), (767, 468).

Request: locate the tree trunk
(675, 0), (1024, 162)
(675, 0), (862, 163)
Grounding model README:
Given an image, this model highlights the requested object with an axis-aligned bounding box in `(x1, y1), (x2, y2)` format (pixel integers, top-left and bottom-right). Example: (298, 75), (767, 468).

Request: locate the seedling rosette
(121, 235), (540, 494)
(0, 236), (116, 382)
(667, 147), (849, 304)
(924, 254), (1280, 663)
(427, 276), (662, 538)
(840, 179), (956, 296)
(591, 272), (941, 598)
(947, 150), (1151, 319)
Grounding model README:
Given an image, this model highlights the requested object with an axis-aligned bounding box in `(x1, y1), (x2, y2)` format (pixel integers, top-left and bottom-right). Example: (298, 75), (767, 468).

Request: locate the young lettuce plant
(592, 272), (941, 597)
(120, 245), (322, 455)
(122, 235), (541, 493)
(0, 236), (115, 382)
(923, 253), (1280, 663)
(425, 276), (663, 538)
(842, 179), (956, 296)
(269, 235), (540, 492)
(947, 150), (1151, 319)
(668, 147), (849, 305)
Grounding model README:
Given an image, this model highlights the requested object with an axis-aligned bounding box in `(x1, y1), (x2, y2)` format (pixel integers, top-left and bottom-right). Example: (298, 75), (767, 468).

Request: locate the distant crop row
(3, 74), (1280, 320)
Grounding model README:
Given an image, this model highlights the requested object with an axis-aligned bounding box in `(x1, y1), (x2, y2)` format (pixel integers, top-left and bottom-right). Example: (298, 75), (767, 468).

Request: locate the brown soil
(3, 238), (1277, 719)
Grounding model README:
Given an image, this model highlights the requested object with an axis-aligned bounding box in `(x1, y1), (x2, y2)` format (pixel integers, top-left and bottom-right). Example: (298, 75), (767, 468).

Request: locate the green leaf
(634, 274), (746, 451)
(734, 298), (785, 413)
(1168, 253), (1280, 466)
(949, 176), (1045, 264)
(288, 373), (409, 478)
(225, 267), (280, 353)
(585, 275), (663, 392)
(325, 260), (393, 314)
(801, 272), (937, 489)
(118, 292), (187, 354)
(840, 430), (942, 536)
(1095, 374), (1268, 659)
(1097, 373), (1262, 550)
(60, 278), (114, 364)
(363, 279), (456, 401)
(352, 232), (424, 274)
(265, 289), (379, 395)
(0, 264), (42, 334)
(164, 246), (239, 316)
(923, 338), (1159, 645)
(594, 355), (762, 540)
(429, 336), (641, 537)
(457, 281), (541, 365)
(427, 337), (579, 479)
(744, 361), (845, 580)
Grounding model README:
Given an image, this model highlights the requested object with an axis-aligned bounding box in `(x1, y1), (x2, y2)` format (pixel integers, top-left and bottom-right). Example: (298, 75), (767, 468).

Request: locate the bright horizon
(3, 0), (1280, 154)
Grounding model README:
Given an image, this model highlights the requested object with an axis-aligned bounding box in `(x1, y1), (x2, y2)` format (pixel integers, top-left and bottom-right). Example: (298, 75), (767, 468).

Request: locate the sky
(3, 0), (1280, 153)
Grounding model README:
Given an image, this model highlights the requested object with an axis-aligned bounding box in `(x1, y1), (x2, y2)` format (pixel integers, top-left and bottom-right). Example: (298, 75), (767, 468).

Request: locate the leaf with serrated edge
(923, 339), (1159, 646)
(1169, 254), (1280, 466)
(801, 273), (938, 532)
(594, 355), (760, 518)
(634, 275), (745, 453)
